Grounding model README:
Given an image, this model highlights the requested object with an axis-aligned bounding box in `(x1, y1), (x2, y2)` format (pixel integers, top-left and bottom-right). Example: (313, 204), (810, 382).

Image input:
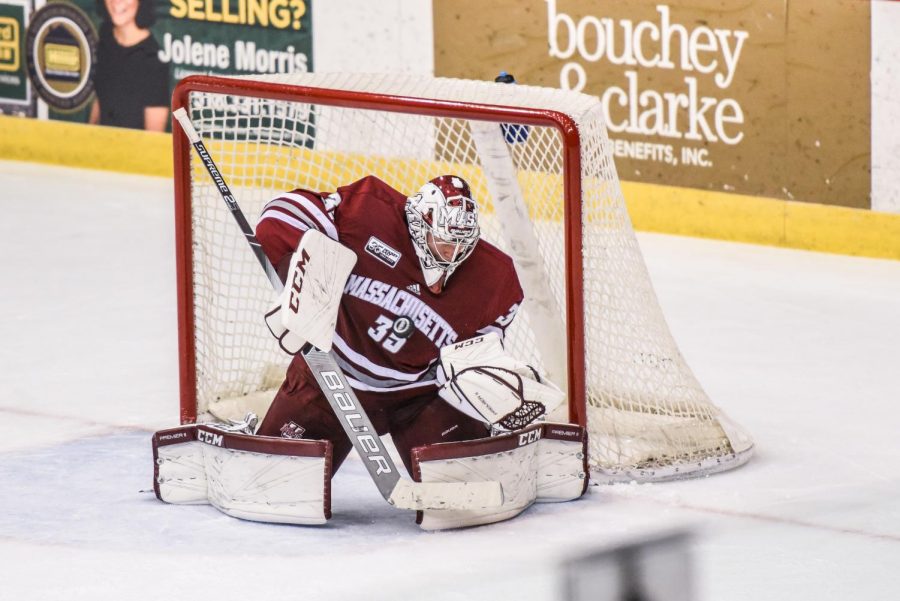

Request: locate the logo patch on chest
(365, 236), (401, 268)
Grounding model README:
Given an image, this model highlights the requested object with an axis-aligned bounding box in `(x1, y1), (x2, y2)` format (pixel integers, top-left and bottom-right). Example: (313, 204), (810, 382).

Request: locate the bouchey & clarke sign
(549, 2), (747, 166)
(434, 0), (871, 208)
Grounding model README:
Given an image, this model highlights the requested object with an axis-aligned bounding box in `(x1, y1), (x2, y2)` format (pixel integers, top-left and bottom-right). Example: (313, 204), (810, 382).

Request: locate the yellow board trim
(0, 114), (172, 177)
(623, 181), (900, 260)
(2, 115), (899, 260)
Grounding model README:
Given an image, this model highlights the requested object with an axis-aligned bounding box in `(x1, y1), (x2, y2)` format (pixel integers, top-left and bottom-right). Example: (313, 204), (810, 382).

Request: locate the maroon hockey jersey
(255, 176), (524, 408)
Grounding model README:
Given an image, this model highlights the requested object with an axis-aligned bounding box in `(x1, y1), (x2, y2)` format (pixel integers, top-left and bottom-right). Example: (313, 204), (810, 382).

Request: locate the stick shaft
(173, 108), (282, 292)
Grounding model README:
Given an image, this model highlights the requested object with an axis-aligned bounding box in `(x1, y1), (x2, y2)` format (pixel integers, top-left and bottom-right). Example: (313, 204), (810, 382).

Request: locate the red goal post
(172, 72), (753, 482)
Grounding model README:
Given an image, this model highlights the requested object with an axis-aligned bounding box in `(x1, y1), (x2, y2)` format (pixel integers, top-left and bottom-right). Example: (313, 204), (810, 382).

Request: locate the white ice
(1, 160), (898, 600)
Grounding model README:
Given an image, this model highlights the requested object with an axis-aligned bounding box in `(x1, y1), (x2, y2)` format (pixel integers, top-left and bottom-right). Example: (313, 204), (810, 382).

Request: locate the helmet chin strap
(419, 260), (446, 288)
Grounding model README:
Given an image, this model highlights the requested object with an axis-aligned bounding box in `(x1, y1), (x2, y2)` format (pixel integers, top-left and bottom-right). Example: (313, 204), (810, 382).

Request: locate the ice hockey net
(173, 72), (753, 482)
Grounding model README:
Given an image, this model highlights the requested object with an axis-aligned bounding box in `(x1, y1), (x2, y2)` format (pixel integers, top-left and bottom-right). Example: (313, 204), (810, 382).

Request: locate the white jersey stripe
(345, 374), (438, 393)
(279, 192), (339, 241)
(332, 333), (432, 382)
(262, 199), (321, 232)
(332, 352), (425, 388)
(476, 324), (505, 340)
(257, 210), (312, 233)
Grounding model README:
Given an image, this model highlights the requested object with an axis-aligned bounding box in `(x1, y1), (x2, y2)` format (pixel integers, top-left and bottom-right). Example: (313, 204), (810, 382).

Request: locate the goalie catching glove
(438, 332), (566, 432)
(265, 229), (357, 354)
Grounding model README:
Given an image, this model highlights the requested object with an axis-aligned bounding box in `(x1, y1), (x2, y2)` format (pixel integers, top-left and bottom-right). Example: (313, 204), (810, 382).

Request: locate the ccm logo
(198, 430), (224, 447)
(288, 248), (312, 312)
(450, 336), (486, 351)
(518, 429), (542, 446)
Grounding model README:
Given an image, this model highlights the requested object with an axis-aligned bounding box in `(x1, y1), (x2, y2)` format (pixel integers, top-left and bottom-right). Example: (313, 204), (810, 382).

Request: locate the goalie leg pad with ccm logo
(152, 425), (333, 525)
(410, 422), (588, 531)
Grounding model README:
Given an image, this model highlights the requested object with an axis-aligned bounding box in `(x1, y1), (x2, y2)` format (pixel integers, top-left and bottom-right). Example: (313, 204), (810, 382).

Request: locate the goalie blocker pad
(265, 229), (358, 354)
(152, 425), (333, 525)
(411, 422), (588, 531)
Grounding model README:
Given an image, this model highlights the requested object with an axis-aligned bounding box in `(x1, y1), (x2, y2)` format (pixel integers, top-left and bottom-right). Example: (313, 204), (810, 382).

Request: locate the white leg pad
(153, 429), (208, 504)
(536, 423), (589, 502)
(411, 423), (587, 531)
(153, 425), (332, 525)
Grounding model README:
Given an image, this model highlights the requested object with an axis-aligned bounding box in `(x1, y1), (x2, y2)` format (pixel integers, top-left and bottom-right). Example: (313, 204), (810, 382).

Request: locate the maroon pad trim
(411, 446), (424, 525)
(411, 423), (544, 464)
(153, 425), (198, 447)
(542, 422), (584, 441)
(411, 422), (585, 464)
(193, 425), (330, 457)
(322, 440), (333, 520)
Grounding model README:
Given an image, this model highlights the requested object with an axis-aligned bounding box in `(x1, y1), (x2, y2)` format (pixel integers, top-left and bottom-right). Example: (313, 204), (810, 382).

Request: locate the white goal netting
(175, 72), (753, 482)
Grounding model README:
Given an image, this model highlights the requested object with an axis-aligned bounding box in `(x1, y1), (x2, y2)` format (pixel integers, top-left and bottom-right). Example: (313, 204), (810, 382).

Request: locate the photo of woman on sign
(89, 0), (168, 130)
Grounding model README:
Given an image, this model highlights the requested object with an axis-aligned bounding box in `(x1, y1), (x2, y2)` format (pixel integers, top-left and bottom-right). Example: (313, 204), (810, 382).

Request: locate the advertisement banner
(434, 0), (870, 208)
(0, 0), (312, 130)
(0, 0), (32, 115)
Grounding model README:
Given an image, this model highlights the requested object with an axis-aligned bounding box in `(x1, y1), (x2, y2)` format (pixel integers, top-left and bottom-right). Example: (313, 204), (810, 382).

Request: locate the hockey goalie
(153, 174), (587, 530)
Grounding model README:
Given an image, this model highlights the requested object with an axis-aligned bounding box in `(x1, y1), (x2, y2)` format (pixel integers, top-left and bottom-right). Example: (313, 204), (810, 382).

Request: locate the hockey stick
(173, 108), (503, 512)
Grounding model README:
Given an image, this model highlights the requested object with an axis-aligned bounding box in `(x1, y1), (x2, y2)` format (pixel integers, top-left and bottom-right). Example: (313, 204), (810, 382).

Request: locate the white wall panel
(312, 0), (433, 75)
(871, 0), (900, 213)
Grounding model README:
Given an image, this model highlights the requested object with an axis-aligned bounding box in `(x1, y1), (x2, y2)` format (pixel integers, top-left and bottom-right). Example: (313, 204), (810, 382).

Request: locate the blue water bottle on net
(494, 71), (530, 144)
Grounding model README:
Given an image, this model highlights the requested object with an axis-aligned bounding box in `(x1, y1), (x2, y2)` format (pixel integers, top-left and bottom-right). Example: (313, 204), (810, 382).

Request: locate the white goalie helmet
(405, 175), (480, 288)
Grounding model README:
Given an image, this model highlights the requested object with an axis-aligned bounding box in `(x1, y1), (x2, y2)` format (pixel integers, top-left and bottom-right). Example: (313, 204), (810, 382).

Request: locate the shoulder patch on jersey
(323, 192), (342, 211)
(365, 236), (402, 268)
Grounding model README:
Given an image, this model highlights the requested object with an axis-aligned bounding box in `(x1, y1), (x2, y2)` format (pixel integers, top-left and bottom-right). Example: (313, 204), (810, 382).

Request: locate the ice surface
(1, 160), (899, 600)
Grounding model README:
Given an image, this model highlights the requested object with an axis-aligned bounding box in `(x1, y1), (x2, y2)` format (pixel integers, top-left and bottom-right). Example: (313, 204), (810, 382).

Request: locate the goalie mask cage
(173, 73), (753, 483)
